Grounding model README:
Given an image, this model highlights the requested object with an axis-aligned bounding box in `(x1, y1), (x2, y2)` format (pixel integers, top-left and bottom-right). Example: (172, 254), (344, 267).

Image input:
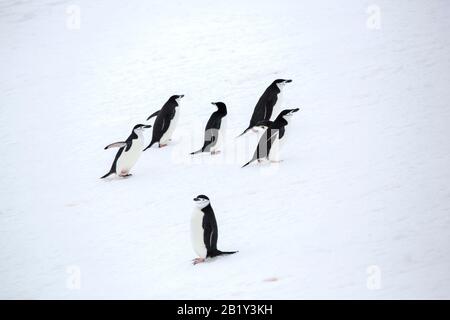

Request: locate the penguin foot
(159, 144), (168, 148)
(211, 150), (221, 155)
(192, 258), (205, 265)
(270, 160), (283, 163)
(119, 173), (132, 178)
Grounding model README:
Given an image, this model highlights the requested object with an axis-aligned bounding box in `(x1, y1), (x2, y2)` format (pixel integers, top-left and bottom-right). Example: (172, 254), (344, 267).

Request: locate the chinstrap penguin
(242, 108), (299, 167)
(190, 102), (227, 155)
(144, 94), (184, 150)
(191, 195), (237, 265)
(101, 124), (152, 178)
(238, 79), (292, 137)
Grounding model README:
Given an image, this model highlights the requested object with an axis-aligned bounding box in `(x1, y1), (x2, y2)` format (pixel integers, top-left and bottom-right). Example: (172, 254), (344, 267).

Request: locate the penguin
(100, 124), (152, 178)
(144, 95), (184, 150)
(190, 102), (227, 155)
(242, 108), (299, 168)
(238, 79), (292, 137)
(191, 195), (237, 265)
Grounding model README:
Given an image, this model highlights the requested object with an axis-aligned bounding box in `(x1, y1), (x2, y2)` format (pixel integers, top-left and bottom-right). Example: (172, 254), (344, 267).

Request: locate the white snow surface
(1, 0), (450, 299)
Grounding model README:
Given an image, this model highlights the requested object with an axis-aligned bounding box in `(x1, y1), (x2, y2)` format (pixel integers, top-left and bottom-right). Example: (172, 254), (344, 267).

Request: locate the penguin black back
(205, 102), (227, 131)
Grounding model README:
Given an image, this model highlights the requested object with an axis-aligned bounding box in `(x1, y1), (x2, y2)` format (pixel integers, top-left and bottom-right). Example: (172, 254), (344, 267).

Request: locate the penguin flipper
(147, 115), (170, 150)
(242, 159), (256, 168)
(190, 149), (203, 155)
(249, 96), (273, 125)
(101, 148), (122, 178)
(202, 134), (217, 153)
(146, 110), (160, 121)
(243, 94), (276, 137)
(104, 142), (127, 150)
(144, 118), (166, 151)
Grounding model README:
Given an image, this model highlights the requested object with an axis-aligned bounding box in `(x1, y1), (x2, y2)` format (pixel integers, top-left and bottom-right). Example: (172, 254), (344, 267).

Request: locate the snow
(1, 0), (450, 299)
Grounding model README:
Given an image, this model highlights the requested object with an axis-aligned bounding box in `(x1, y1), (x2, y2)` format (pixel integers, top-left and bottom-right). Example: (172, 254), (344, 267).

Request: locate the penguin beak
(144, 125), (152, 129)
(285, 108), (299, 117)
(179, 95), (185, 98)
(193, 197), (199, 201)
(284, 79), (292, 83)
(211, 102), (216, 105)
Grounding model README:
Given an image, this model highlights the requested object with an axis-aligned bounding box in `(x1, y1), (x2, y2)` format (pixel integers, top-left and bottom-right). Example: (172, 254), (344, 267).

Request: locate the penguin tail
(241, 160), (253, 168)
(190, 148), (203, 155)
(216, 250), (238, 256)
(100, 170), (114, 179)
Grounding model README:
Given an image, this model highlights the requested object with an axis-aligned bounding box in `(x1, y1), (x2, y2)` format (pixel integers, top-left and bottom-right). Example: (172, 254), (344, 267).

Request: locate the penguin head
(170, 95), (184, 105)
(274, 79), (292, 89)
(279, 108), (300, 121)
(211, 102), (227, 115)
(193, 194), (210, 209)
(133, 124), (152, 133)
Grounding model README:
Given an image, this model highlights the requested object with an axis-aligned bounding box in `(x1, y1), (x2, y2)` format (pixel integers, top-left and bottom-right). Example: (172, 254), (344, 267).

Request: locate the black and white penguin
(101, 124), (152, 178)
(190, 102), (228, 155)
(191, 195), (237, 265)
(143, 95), (184, 150)
(242, 108), (299, 168)
(238, 79), (292, 137)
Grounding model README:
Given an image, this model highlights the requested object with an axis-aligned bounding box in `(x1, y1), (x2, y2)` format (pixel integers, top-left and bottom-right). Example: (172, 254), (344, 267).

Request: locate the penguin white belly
(161, 109), (180, 144)
(268, 135), (283, 161)
(191, 208), (207, 258)
(116, 136), (144, 175)
(211, 117), (226, 152)
(271, 92), (284, 120)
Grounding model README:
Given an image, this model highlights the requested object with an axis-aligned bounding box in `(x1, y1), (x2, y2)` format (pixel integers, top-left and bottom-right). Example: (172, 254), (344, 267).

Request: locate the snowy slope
(1, 0), (450, 299)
